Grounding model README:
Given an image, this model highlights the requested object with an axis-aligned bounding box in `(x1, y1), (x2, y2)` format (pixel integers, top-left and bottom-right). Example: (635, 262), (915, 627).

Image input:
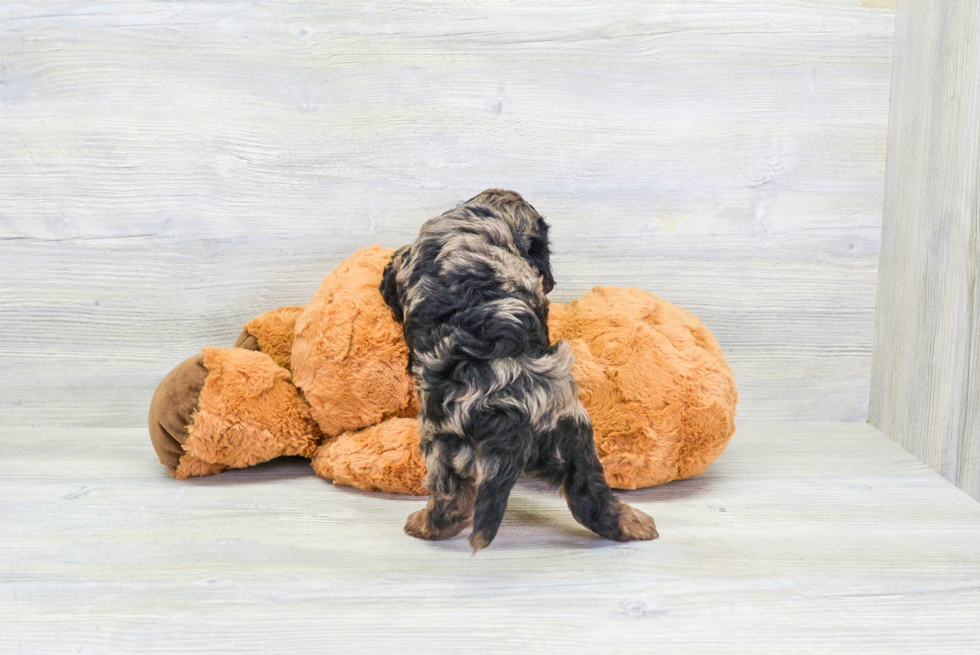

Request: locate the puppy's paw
(404, 509), (467, 540)
(404, 509), (435, 539)
(616, 503), (659, 541)
(469, 531), (491, 554)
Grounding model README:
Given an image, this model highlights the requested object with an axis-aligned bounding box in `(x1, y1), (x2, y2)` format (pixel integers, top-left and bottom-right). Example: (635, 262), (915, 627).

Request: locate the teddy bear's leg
(311, 417), (428, 495)
(148, 345), (321, 479)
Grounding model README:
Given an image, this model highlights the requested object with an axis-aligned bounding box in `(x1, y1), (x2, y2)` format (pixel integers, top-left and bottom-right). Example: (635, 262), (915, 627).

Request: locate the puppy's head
(462, 189), (554, 294)
(380, 245), (410, 322)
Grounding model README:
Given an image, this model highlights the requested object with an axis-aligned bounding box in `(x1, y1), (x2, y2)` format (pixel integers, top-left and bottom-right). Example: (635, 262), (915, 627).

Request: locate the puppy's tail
(469, 457), (521, 554)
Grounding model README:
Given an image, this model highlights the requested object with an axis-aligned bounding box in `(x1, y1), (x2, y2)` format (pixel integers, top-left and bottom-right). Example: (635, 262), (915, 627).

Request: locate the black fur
(383, 189), (657, 550)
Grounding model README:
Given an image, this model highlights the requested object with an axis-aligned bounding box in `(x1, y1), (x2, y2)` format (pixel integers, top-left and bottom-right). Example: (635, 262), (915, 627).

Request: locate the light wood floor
(2, 423), (979, 653)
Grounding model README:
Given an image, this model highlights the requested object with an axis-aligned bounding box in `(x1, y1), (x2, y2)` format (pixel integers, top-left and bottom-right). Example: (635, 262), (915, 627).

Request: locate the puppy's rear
(382, 189), (657, 550)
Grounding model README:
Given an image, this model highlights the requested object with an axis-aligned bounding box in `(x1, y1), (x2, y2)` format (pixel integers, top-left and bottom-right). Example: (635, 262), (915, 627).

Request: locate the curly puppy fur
(381, 189), (658, 551)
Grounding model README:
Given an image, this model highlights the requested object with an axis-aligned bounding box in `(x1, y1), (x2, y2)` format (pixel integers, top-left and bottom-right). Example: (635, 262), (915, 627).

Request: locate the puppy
(381, 189), (657, 551)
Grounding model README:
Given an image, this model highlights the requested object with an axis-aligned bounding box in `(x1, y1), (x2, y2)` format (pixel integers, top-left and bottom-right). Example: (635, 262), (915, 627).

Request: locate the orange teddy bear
(148, 245), (737, 494)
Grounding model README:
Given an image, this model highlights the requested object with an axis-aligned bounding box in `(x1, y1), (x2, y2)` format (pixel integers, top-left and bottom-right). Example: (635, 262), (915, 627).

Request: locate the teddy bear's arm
(237, 305), (306, 371)
(312, 418), (427, 495)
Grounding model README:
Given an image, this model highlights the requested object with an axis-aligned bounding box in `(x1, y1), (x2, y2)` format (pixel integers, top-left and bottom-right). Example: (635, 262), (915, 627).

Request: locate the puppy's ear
(525, 220), (555, 295)
(380, 246), (409, 322)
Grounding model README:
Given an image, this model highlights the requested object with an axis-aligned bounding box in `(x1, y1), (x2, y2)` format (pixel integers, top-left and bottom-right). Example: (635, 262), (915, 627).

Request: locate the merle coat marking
(381, 189), (657, 550)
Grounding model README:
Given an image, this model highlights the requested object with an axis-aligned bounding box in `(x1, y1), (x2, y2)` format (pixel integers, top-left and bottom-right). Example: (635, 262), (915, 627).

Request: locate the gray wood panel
(870, 0), (980, 500)
(3, 423), (979, 653)
(0, 1), (894, 425)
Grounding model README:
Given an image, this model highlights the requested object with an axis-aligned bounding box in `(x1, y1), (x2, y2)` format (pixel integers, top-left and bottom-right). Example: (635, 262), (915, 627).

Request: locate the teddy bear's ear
(380, 246), (408, 323)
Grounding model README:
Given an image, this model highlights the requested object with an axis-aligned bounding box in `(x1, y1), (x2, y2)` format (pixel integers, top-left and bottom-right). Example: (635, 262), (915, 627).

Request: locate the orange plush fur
(291, 245), (419, 438)
(176, 347), (321, 480)
(168, 246), (737, 494)
(241, 306), (305, 371)
(548, 288), (737, 489)
(311, 418), (427, 495)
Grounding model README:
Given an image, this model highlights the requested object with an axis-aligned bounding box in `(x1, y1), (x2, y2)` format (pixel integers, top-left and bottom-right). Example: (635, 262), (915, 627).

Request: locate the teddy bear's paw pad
(148, 352), (209, 471)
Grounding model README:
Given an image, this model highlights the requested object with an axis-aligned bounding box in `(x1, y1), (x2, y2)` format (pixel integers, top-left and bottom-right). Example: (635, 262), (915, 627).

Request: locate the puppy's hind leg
(540, 417), (658, 542)
(405, 437), (478, 541)
(468, 448), (523, 553)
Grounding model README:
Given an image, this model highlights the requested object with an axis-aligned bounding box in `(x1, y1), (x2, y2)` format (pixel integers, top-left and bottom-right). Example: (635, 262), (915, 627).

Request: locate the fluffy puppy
(381, 189), (658, 551)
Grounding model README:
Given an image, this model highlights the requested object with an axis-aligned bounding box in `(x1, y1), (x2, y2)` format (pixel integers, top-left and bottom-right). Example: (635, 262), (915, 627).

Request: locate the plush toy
(148, 245), (737, 494)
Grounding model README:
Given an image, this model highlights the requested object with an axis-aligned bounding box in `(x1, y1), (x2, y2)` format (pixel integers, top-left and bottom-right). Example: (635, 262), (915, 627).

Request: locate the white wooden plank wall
(870, 0), (980, 500)
(0, 1), (895, 426)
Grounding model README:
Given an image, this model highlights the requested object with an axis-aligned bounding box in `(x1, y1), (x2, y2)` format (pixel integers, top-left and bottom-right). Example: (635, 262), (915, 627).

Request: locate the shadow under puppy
(381, 189), (658, 552)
